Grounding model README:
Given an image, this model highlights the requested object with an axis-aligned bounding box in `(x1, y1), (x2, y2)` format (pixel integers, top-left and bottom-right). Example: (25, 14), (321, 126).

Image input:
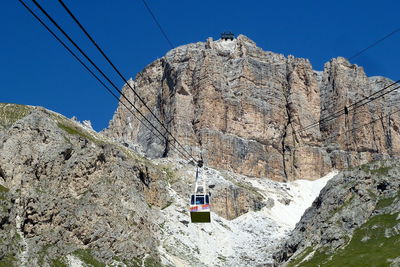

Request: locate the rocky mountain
(274, 159), (400, 266)
(0, 103), (337, 266)
(2, 34), (400, 267)
(106, 35), (399, 182)
(0, 103), (170, 266)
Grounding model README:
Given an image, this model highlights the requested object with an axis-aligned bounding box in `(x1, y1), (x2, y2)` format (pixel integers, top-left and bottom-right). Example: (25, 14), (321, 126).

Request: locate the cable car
(190, 192), (211, 223)
(189, 161), (211, 223)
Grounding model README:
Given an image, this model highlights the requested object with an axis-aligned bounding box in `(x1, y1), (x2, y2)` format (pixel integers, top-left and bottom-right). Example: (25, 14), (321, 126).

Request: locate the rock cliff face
(274, 159), (400, 266)
(106, 35), (399, 181)
(0, 103), (170, 266)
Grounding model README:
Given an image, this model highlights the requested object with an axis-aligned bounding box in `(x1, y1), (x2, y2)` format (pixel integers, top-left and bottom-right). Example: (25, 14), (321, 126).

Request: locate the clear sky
(2, 0), (400, 131)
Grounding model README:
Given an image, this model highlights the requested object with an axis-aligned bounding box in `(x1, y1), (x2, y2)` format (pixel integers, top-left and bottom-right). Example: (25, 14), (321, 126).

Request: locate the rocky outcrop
(106, 35), (400, 181)
(273, 159), (400, 266)
(0, 104), (171, 266)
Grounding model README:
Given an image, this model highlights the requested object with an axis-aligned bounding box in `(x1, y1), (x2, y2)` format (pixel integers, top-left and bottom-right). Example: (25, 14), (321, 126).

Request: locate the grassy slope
(0, 103), (31, 130)
(287, 173), (400, 267)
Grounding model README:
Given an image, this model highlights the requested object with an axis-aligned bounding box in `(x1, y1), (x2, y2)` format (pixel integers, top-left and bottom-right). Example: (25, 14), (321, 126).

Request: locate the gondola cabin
(189, 160), (211, 223)
(190, 193), (211, 223)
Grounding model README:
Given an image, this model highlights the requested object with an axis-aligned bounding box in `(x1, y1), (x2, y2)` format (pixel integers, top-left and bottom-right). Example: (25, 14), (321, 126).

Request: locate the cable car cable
(344, 108), (400, 138)
(29, 0), (164, 142)
(57, 0), (197, 163)
(140, 0), (174, 49)
(24, 1), (399, 165)
(287, 86), (400, 147)
(17, 0), (158, 139)
(58, 0), (399, 164)
(290, 104), (400, 151)
(349, 26), (400, 60)
(316, 83), (400, 129)
(20, 0), (192, 162)
(294, 80), (400, 136)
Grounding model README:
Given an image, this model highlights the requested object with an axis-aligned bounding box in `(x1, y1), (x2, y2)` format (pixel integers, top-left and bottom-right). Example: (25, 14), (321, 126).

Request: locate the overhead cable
(295, 80), (400, 135)
(17, 0), (160, 140)
(20, 0), (192, 161)
(140, 0), (174, 49)
(57, 0), (196, 162)
(349, 27), (400, 60)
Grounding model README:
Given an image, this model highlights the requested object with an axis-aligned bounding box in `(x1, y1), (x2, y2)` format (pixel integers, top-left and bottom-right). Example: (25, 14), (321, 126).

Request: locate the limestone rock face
(106, 35), (400, 181)
(0, 105), (170, 266)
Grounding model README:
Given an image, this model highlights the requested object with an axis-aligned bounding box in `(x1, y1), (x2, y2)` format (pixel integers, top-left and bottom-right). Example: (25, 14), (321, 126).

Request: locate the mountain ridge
(106, 34), (399, 182)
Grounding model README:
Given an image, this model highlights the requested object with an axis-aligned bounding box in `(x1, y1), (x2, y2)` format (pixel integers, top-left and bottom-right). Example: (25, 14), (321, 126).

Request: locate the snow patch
(267, 171), (338, 229)
(157, 158), (339, 266)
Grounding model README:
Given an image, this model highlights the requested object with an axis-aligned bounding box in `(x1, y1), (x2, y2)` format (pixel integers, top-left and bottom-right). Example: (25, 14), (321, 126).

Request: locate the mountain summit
(1, 35), (399, 266)
(106, 34), (399, 181)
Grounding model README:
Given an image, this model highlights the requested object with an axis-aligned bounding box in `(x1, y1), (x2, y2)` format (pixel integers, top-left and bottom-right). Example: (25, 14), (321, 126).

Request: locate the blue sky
(2, 0), (400, 131)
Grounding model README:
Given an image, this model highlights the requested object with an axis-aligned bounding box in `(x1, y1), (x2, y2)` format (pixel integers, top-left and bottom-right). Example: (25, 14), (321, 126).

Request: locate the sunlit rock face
(107, 34), (399, 181)
(0, 105), (169, 265)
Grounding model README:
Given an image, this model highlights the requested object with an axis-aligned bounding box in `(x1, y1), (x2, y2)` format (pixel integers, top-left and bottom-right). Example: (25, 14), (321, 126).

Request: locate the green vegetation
(117, 144), (155, 168)
(370, 166), (391, 176)
(286, 247), (314, 267)
(161, 201), (173, 210)
(112, 256), (159, 267)
(144, 256), (161, 267)
(290, 212), (400, 266)
(360, 163), (372, 172)
(57, 122), (100, 143)
(113, 256), (141, 267)
(327, 212), (400, 266)
(289, 182), (399, 267)
(366, 189), (377, 200)
(359, 162), (392, 176)
(217, 254), (227, 263)
(328, 194), (354, 221)
(375, 196), (396, 210)
(51, 258), (68, 267)
(0, 254), (16, 267)
(0, 103), (31, 129)
(161, 166), (177, 184)
(38, 244), (56, 266)
(0, 184), (9, 201)
(294, 248), (331, 267)
(53, 108), (163, 178)
(72, 249), (105, 267)
(0, 185), (9, 194)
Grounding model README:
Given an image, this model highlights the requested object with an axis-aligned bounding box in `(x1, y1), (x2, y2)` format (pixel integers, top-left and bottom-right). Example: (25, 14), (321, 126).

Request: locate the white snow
(156, 158), (339, 266)
(267, 171), (338, 229)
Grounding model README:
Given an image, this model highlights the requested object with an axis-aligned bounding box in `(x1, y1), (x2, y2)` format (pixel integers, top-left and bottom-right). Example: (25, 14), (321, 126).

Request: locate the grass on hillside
(57, 122), (100, 144)
(72, 249), (105, 267)
(0, 103), (31, 129)
(289, 196), (400, 267)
